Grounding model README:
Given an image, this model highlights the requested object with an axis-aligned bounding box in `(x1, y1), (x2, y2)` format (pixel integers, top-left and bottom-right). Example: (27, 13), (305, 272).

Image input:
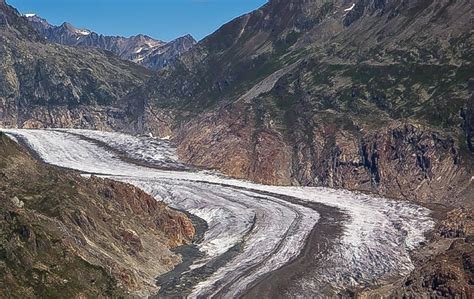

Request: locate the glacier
(3, 128), (434, 297)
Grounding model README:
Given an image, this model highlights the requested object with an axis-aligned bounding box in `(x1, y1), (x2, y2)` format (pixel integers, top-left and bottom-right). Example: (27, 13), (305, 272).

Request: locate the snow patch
(4, 133), (18, 143)
(344, 3), (355, 11)
(75, 29), (91, 36)
(24, 13), (36, 18)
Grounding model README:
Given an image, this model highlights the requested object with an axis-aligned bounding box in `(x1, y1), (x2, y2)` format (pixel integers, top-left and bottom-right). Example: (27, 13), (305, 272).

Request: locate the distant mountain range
(0, 0), (153, 131)
(25, 14), (196, 71)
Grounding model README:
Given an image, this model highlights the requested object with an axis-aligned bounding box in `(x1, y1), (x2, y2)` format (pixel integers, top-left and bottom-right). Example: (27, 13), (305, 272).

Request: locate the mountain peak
(171, 34), (196, 44)
(58, 21), (90, 35)
(0, 0), (44, 41)
(60, 21), (75, 30)
(24, 13), (52, 29)
(182, 34), (196, 41)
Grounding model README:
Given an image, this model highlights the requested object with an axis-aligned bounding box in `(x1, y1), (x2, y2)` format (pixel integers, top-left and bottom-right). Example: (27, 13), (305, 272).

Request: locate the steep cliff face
(177, 106), (472, 205)
(464, 79), (474, 153)
(0, 1), (152, 130)
(135, 0), (473, 204)
(26, 14), (196, 71)
(0, 133), (195, 297)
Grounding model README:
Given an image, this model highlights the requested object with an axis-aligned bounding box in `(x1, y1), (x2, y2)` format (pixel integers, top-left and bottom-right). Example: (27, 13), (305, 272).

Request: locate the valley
(4, 129), (434, 297)
(0, 0), (473, 297)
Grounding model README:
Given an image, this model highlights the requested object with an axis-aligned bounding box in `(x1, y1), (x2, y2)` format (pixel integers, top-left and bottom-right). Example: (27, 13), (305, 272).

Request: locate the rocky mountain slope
(0, 132), (195, 297)
(131, 0), (473, 206)
(26, 14), (196, 71)
(0, 0), (155, 130)
(1, 0), (471, 202)
(359, 207), (474, 298)
(0, 0), (472, 297)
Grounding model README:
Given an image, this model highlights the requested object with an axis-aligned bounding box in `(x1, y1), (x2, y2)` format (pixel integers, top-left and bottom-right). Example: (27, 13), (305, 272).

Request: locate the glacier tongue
(3, 128), (434, 297)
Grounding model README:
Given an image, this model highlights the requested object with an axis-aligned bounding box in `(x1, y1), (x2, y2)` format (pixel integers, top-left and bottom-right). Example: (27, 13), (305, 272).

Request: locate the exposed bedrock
(177, 103), (472, 205)
(0, 132), (195, 297)
(463, 79), (474, 153)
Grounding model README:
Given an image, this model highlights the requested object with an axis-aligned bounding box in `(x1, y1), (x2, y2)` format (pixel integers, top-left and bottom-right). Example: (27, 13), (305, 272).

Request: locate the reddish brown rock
(177, 102), (472, 206)
(358, 209), (474, 298)
(0, 133), (195, 298)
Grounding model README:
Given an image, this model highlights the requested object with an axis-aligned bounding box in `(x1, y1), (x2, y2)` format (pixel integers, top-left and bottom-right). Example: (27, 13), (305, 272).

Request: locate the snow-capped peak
(24, 13), (36, 17)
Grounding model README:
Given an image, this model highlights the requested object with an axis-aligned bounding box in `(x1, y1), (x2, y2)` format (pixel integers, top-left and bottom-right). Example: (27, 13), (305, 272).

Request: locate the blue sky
(8, 0), (268, 41)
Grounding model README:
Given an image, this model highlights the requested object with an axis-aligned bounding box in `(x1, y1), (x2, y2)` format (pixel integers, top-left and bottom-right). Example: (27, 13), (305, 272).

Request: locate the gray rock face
(0, 1), (41, 41)
(464, 80), (474, 153)
(140, 34), (197, 70)
(25, 14), (196, 70)
(0, 1), (152, 130)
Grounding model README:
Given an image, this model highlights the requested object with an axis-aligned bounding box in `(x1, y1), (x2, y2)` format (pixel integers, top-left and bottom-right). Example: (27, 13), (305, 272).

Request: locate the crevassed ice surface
(4, 129), (434, 297)
(58, 128), (186, 169)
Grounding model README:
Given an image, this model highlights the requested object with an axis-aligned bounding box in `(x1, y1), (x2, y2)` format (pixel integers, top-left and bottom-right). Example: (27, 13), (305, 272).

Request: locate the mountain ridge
(25, 13), (197, 71)
(0, 0), (473, 297)
(0, 0), (153, 130)
(126, 0), (473, 205)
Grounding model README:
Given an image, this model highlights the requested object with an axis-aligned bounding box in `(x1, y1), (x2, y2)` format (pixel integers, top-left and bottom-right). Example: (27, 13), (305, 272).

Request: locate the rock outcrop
(178, 114), (473, 205)
(359, 208), (474, 298)
(0, 132), (195, 297)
